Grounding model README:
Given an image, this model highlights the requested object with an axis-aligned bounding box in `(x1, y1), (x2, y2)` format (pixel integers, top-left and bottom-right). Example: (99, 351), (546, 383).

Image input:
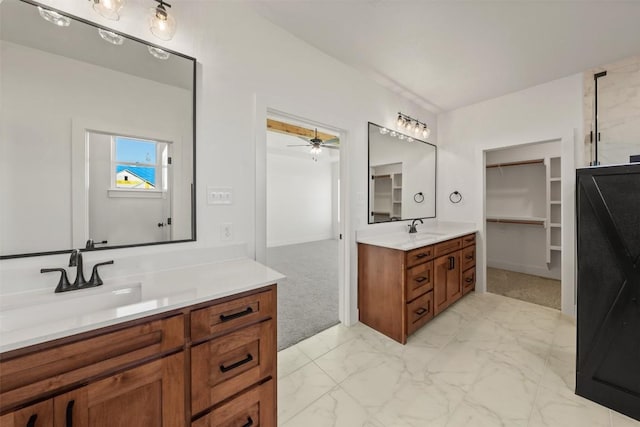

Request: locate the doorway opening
(264, 116), (343, 350)
(484, 140), (562, 310)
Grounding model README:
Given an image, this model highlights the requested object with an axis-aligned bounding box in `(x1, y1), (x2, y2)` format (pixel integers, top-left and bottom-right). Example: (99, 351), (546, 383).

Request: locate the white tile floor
(277, 292), (640, 427)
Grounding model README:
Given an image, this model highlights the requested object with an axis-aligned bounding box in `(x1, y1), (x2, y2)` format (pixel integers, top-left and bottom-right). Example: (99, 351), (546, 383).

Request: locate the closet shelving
(371, 163), (402, 221)
(485, 158), (547, 226)
(486, 155), (562, 265)
(547, 156), (562, 261)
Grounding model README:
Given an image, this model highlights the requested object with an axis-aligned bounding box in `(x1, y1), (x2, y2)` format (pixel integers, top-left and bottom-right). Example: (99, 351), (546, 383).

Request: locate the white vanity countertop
(0, 258), (284, 353)
(356, 221), (477, 251)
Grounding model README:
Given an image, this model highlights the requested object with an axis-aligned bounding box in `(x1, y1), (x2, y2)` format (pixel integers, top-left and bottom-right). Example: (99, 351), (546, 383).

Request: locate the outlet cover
(221, 223), (233, 241)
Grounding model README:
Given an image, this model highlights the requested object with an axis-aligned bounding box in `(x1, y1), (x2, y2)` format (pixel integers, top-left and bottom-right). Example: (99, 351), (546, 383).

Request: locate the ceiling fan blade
(286, 144), (311, 147)
(324, 145), (340, 150)
(322, 138), (340, 145)
(296, 136), (311, 143)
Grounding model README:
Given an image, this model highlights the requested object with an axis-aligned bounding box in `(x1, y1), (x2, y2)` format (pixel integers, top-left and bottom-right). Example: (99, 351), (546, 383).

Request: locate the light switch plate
(207, 186), (233, 205)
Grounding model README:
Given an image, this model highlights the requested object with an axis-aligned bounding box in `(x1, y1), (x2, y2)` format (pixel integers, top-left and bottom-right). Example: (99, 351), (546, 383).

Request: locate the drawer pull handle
(465, 254), (474, 260)
(465, 277), (474, 283)
(415, 253), (429, 259)
(27, 415), (37, 427)
(220, 354), (254, 373)
(415, 307), (427, 315)
(448, 256), (455, 270)
(242, 417), (254, 427)
(465, 237), (474, 242)
(415, 276), (428, 283)
(220, 307), (254, 322)
(66, 400), (75, 427)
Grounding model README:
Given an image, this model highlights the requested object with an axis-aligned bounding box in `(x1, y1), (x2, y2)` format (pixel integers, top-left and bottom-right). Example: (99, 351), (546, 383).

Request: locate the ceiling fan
(287, 128), (340, 158)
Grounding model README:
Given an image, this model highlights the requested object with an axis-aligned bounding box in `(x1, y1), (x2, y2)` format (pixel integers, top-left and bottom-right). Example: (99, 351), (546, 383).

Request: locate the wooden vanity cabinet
(0, 285), (277, 427)
(358, 233), (476, 344)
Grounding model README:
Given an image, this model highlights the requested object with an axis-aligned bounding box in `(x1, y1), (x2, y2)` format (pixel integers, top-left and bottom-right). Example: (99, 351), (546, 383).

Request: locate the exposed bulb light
(38, 6), (71, 27)
(389, 131), (397, 137)
(91, 0), (125, 21)
(395, 112), (430, 140)
(379, 127), (389, 135)
(398, 134), (406, 140)
(98, 28), (124, 45)
(147, 45), (170, 60)
(407, 137), (414, 142)
(149, 0), (176, 41)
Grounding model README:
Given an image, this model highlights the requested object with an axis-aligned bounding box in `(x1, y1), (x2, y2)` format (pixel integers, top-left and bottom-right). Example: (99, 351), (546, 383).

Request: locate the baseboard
(267, 234), (335, 248)
(487, 259), (561, 280)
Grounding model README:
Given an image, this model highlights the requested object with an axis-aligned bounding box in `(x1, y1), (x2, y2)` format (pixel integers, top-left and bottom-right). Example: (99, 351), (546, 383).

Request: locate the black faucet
(408, 218), (424, 234)
(41, 250), (114, 293)
(69, 249), (87, 287)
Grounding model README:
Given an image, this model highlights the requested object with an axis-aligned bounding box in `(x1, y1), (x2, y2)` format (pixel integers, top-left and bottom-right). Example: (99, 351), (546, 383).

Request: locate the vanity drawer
(433, 238), (462, 257)
(406, 261), (433, 301)
(406, 245), (433, 268)
(461, 233), (476, 248)
(0, 314), (184, 412)
(191, 288), (275, 342)
(191, 319), (275, 415)
(406, 291), (434, 336)
(462, 268), (476, 295)
(461, 245), (476, 271)
(192, 379), (275, 427)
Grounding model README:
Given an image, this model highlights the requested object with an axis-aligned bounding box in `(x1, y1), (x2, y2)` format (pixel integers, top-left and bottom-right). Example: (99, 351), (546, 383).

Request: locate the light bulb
(422, 126), (431, 139)
(398, 134), (405, 140)
(92, 0), (125, 20)
(405, 120), (412, 130)
(396, 114), (403, 127)
(149, 4), (177, 41)
(148, 46), (170, 60)
(407, 137), (414, 142)
(390, 131), (397, 137)
(414, 122), (421, 135)
(98, 28), (124, 45)
(38, 6), (71, 27)
(379, 128), (389, 135)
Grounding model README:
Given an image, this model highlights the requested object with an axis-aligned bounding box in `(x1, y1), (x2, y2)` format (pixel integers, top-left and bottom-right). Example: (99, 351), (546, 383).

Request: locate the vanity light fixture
(38, 6), (71, 27)
(396, 112), (431, 140)
(98, 28), (124, 45)
(149, 0), (176, 41)
(90, 0), (125, 21)
(148, 45), (170, 60)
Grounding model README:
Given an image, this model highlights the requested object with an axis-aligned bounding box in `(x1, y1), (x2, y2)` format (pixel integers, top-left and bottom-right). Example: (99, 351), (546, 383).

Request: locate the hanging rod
(486, 217), (545, 226)
(486, 159), (544, 169)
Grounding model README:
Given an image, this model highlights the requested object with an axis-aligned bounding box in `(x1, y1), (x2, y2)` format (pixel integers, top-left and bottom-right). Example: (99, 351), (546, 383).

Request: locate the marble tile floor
(277, 292), (640, 427)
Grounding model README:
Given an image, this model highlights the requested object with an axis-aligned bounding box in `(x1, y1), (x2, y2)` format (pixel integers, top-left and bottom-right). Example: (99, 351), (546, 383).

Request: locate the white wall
(0, 40), (191, 255)
(437, 74), (583, 314)
(1, 1), (437, 326)
(266, 148), (334, 247)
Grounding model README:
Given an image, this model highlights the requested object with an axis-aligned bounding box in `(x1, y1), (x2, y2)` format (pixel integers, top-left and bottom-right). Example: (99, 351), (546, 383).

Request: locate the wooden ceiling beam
(267, 118), (338, 142)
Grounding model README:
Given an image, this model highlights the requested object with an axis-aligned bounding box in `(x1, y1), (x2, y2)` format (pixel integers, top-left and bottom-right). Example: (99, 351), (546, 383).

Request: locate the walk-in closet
(485, 141), (562, 309)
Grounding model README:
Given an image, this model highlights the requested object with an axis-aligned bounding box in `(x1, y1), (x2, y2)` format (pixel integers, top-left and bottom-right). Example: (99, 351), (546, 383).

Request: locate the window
(112, 136), (168, 191)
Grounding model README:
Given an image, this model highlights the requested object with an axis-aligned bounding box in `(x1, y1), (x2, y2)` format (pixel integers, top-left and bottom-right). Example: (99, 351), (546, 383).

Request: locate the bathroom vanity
(357, 224), (476, 344)
(0, 259), (281, 427)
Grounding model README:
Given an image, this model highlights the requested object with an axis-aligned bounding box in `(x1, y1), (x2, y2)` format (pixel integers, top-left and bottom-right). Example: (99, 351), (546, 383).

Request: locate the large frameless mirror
(368, 122), (436, 223)
(0, 0), (196, 258)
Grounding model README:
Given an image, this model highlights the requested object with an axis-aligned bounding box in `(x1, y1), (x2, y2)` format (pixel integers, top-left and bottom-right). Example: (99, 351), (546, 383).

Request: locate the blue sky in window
(116, 137), (156, 164)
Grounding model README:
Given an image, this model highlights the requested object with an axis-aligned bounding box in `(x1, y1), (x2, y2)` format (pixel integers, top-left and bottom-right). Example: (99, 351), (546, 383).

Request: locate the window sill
(108, 189), (166, 199)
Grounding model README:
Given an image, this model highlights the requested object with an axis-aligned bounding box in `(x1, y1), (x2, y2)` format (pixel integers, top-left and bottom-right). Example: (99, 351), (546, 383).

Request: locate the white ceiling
(248, 1), (640, 112)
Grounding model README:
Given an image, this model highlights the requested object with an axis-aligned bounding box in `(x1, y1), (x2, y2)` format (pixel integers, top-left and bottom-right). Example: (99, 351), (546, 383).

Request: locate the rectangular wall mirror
(368, 122), (436, 223)
(0, 0), (196, 258)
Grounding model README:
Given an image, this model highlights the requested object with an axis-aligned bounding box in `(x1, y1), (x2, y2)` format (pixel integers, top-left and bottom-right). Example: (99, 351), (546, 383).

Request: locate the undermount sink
(0, 283), (142, 333)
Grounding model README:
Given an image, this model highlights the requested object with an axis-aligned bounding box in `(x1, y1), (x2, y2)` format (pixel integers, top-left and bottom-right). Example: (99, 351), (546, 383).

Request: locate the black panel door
(576, 164), (640, 421)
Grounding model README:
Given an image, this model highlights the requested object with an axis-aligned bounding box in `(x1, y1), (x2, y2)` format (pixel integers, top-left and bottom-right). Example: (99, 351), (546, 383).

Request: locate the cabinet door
(0, 400), (53, 427)
(433, 255), (450, 315)
(446, 251), (462, 305)
(63, 353), (185, 427)
(434, 252), (462, 315)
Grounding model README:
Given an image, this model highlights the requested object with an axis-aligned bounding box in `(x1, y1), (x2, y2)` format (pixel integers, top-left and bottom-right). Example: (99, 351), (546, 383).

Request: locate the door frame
(477, 130), (577, 316)
(254, 105), (350, 326)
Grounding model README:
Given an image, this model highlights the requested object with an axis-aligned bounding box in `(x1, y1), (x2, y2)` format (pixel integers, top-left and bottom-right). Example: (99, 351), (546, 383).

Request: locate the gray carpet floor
(487, 267), (561, 310)
(266, 239), (339, 350)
